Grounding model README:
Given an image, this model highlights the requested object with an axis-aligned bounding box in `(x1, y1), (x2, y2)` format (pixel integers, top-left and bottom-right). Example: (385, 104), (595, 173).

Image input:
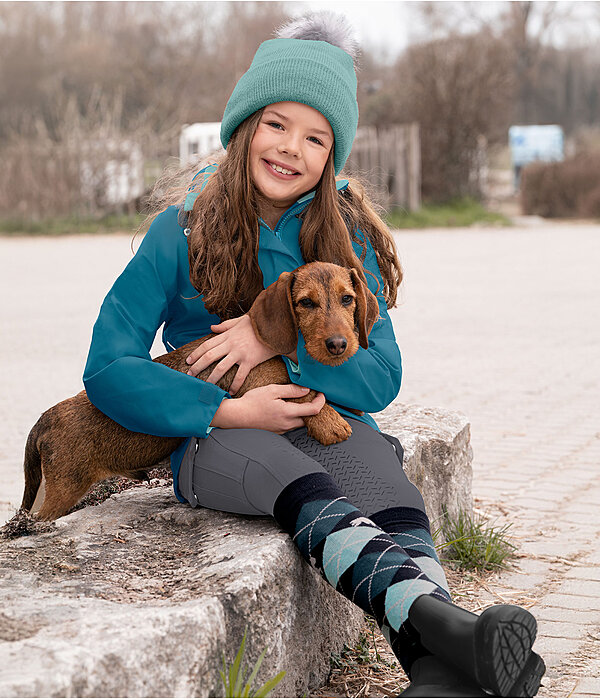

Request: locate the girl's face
(249, 101), (334, 224)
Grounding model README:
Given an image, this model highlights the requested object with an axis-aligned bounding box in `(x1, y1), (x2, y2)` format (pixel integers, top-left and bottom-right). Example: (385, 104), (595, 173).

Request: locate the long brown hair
(141, 110), (403, 320)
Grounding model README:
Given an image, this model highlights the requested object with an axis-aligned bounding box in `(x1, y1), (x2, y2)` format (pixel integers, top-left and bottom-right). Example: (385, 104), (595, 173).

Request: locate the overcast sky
(294, 1), (600, 64)
(300, 1), (414, 64)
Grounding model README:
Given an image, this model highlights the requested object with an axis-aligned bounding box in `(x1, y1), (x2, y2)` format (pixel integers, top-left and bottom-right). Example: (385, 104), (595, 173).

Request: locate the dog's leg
(35, 468), (98, 521)
(287, 391), (354, 445)
(29, 476), (46, 516)
(303, 403), (353, 445)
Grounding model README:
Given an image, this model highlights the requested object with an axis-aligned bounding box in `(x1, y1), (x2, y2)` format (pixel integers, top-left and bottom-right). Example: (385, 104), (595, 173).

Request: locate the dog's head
(248, 262), (381, 366)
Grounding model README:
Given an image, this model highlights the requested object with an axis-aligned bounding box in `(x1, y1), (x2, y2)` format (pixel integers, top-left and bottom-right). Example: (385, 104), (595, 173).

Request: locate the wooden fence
(344, 123), (421, 212)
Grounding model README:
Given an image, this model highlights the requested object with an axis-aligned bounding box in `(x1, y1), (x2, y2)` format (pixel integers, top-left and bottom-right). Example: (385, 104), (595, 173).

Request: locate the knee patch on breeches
(284, 418), (425, 515)
(180, 428), (328, 516)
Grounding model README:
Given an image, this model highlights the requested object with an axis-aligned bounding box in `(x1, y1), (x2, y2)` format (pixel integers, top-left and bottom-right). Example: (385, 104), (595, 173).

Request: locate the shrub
(520, 152), (600, 218)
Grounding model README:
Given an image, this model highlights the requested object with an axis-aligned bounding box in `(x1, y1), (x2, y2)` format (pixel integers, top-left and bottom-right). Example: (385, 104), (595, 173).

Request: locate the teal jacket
(83, 165), (402, 503)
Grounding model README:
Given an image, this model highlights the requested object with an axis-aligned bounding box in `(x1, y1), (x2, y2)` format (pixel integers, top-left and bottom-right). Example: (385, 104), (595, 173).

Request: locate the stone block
(543, 594), (600, 612)
(557, 579), (600, 597)
(537, 619), (588, 640)
(375, 402), (474, 524)
(0, 488), (363, 697)
(495, 571), (546, 592)
(529, 606), (600, 625)
(572, 677), (600, 695)
(0, 402), (474, 696)
(532, 635), (580, 656)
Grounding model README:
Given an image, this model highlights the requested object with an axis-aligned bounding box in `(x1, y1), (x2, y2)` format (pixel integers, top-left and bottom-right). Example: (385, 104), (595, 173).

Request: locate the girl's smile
(250, 101), (333, 227)
(261, 157), (302, 180)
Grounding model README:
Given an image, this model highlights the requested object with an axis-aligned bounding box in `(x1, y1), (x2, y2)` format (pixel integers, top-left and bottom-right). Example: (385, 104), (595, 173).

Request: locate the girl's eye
(266, 122), (323, 145)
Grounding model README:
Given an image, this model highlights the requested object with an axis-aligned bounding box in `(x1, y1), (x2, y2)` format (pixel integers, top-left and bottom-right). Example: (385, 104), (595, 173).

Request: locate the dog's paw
(304, 405), (353, 445)
(316, 421), (352, 445)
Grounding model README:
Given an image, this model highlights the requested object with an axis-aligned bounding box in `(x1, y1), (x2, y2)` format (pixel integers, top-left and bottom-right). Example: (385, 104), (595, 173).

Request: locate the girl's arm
(281, 231), (402, 414)
(83, 207), (230, 438)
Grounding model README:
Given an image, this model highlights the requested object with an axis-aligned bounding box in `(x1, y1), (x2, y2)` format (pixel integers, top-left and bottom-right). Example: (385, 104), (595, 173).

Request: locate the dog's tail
(21, 423), (43, 512)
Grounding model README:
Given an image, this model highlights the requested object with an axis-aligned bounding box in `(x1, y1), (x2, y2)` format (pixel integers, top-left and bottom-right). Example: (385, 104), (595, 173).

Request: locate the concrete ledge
(0, 403), (473, 697)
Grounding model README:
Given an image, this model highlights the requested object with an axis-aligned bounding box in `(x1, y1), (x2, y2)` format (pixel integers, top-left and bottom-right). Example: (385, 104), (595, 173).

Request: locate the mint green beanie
(220, 38), (359, 176)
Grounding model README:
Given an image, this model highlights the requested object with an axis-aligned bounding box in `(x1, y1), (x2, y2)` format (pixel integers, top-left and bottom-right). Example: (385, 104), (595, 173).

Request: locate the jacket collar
(297, 177), (350, 204)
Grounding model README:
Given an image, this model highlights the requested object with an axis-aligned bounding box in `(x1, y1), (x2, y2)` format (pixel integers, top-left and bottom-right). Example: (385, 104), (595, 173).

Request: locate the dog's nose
(326, 336), (347, 355)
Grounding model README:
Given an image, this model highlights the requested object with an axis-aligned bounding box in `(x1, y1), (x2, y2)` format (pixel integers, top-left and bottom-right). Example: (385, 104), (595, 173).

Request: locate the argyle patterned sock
(272, 472), (449, 674)
(368, 506), (452, 676)
(370, 507), (451, 598)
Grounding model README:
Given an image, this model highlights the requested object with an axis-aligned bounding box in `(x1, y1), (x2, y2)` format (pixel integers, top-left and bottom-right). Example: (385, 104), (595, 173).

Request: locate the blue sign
(509, 125), (564, 167)
(509, 125), (564, 189)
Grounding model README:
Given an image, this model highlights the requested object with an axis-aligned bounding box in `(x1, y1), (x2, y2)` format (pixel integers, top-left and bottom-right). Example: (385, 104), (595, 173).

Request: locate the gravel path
(1, 220), (599, 695)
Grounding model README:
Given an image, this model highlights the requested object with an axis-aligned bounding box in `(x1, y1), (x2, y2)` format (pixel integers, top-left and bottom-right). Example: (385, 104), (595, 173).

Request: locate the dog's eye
(342, 295), (354, 305)
(299, 298), (314, 308)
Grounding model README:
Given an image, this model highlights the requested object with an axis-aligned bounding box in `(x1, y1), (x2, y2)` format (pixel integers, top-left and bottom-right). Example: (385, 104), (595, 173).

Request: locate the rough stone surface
(0, 402), (472, 698)
(0, 487), (364, 698)
(376, 402), (474, 526)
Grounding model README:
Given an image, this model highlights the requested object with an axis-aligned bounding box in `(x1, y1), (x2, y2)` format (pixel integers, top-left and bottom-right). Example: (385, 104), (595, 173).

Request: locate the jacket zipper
(260, 201), (306, 240)
(258, 182), (350, 240)
(259, 180), (348, 238)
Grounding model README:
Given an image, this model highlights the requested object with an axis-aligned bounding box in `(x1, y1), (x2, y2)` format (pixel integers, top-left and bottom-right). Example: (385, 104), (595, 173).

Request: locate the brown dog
(21, 261), (380, 521)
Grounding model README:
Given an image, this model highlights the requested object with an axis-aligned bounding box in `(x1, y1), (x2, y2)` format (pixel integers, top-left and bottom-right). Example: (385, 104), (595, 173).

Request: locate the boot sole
(474, 605), (542, 697)
(509, 652), (546, 697)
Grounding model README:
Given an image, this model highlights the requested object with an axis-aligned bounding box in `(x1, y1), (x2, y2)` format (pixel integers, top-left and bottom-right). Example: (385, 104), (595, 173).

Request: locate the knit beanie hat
(220, 12), (360, 175)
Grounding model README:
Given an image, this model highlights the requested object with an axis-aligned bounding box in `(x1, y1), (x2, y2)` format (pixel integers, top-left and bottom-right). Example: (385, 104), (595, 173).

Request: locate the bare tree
(0, 1), (295, 218)
(2, 0), (600, 216)
(386, 29), (514, 201)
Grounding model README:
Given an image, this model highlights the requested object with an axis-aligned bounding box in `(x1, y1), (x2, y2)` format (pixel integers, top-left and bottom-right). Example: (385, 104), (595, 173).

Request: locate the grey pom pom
(274, 11), (361, 71)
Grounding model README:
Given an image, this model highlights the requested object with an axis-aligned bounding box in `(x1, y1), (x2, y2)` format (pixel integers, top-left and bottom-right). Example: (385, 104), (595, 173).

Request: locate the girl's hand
(211, 384), (326, 433)
(186, 315), (278, 395)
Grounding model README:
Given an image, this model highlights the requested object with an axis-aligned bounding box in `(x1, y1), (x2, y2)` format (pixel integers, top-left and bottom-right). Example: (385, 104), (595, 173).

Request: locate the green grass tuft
(220, 627), (286, 698)
(435, 507), (517, 572)
(384, 197), (511, 229)
(0, 213), (145, 236)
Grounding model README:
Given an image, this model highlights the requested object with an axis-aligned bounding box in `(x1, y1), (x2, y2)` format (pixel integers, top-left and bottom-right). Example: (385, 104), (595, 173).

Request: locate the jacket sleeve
(281, 231), (402, 414)
(83, 206), (230, 438)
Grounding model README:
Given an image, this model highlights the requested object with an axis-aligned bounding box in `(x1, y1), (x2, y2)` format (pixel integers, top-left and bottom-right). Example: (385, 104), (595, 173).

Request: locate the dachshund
(21, 261), (380, 521)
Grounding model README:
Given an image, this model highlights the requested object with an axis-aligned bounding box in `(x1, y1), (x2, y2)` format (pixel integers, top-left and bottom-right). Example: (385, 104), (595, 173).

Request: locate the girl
(83, 12), (545, 698)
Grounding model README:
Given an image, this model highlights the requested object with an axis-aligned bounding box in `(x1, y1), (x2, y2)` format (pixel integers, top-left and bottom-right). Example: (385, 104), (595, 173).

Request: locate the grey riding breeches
(177, 417), (425, 517)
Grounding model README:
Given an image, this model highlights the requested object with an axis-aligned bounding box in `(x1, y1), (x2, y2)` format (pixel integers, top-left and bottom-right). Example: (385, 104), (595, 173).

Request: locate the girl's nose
(278, 135), (301, 158)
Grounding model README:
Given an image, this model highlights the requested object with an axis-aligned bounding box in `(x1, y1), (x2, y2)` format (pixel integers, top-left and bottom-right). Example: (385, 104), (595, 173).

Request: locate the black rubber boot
(407, 595), (546, 697)
(399, 655), (493, 697)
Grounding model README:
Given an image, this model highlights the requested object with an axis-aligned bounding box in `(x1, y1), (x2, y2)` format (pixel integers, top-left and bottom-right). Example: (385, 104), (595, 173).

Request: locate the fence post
(408, 122), (421, 212)
(345, 123), (421, 212)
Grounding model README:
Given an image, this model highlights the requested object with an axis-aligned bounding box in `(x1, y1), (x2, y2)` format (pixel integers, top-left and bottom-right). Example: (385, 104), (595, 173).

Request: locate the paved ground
(385, 221), (600, 697)
(1, 221), (599, 696)
(0, 233), (166, 524)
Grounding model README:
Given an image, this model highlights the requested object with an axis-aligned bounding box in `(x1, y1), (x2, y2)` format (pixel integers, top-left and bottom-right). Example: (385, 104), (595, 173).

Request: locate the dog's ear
(350, 268), (380, 349)
(248, 271), (298, 354)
